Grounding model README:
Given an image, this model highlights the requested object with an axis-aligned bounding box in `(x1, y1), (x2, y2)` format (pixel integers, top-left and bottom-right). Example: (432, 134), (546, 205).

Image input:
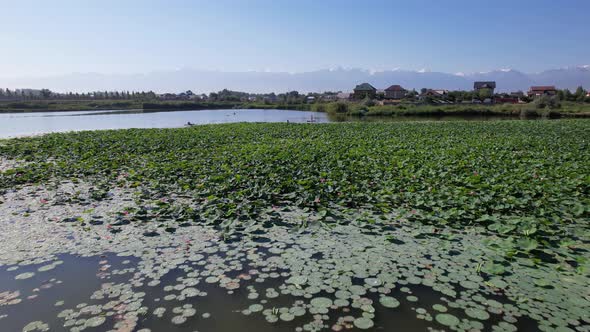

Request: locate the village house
(159, 93), (179, 100)
(418, 89), (451, 103)
(528, 86), (557, 98)
(495, 97), (519, 104)
(320, 93), (338, 101)
(384, 85), (407, 99)
(474, 81), (496, 95)
(421, 89), (449, 98)
(353, 83), (377, 99)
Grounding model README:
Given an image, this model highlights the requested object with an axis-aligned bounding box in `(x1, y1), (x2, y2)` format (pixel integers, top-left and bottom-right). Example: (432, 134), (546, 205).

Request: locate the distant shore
(1, 99), (590, 118)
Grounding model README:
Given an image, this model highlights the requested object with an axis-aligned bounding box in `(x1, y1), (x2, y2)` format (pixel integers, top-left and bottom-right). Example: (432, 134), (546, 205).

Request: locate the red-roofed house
(528, 86), (557, 98)
(384, 85), (407, 100)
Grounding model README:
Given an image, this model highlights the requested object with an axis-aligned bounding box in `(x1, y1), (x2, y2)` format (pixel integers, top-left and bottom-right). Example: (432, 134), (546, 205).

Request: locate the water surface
(0, 109), (533, 138)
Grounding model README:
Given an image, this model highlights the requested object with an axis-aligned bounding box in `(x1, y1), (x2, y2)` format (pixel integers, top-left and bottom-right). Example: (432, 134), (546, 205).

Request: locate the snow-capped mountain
(1, 66), (589, 93)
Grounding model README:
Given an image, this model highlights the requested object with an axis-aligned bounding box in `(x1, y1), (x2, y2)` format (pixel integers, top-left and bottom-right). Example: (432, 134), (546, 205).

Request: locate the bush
(313, 104), (326, 112)
(534, 96), (561, 109)
(328, 102), (349, 114)
(362, 98), (376, 107)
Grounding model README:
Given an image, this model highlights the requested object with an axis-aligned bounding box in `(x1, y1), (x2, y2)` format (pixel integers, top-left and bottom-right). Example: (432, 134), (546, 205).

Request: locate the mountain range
(2, 66), (589, 94)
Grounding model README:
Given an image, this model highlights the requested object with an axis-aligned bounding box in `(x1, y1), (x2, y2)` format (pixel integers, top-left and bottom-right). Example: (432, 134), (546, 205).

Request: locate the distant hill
(1, 66), (589, 93)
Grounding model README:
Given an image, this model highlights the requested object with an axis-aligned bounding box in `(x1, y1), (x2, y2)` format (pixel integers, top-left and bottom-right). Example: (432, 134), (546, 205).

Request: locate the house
(419, 89), (450, 103)
(321, 93), (338, 101)
(528, 86), (557, 98)
(474, 81), (496, 95)
(421, 89), (448, 97)
(379, 99), (402, 105)
(159, 93), (179, 100)
(353, 83), (377, 99)
(384, 85), (407, 99)
(495, 97), (519, 104)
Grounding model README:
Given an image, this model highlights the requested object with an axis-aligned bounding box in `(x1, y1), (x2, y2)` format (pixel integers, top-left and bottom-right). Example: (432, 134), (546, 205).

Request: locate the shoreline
(2, 106), (590, 118)
(2, 99), (590, 117)
(1, 116), (588, 141)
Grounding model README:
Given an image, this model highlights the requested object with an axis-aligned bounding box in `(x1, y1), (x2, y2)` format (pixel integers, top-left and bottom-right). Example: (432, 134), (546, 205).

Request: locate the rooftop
(385, 85), (405, 91)
(354, 83), (376, 91)
(529, 86), (557, 91)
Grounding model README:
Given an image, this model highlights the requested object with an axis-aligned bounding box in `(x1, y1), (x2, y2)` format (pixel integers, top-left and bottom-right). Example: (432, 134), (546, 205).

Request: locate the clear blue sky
(1, 0), (588, 77)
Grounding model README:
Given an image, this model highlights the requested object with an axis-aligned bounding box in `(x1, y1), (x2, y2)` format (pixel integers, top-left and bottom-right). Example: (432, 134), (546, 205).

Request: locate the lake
(0, 109), (530, 138)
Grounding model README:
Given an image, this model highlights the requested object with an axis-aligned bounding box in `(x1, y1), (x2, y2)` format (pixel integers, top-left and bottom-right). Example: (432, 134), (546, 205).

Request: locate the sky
(0, 0), (589, 78)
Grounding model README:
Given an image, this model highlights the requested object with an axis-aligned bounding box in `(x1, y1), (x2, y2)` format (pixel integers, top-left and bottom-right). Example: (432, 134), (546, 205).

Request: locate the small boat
(307, 115), (317, 123)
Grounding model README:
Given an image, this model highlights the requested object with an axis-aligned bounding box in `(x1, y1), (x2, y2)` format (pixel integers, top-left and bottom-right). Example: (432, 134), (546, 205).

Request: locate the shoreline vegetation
(2, 99), (590, 118)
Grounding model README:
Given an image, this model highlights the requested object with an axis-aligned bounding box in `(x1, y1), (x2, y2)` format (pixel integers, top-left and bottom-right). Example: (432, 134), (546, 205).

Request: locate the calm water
(0, 253), (537, 332)
(0, 109), (331, 138)
(0, 108), (530, 139)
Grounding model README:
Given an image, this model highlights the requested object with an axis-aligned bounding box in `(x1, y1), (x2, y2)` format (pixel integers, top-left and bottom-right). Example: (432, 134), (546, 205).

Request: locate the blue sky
(1, 0), (588, 77)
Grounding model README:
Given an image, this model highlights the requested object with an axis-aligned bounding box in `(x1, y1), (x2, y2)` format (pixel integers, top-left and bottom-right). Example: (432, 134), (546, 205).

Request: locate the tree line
(0, 89), (157, 101)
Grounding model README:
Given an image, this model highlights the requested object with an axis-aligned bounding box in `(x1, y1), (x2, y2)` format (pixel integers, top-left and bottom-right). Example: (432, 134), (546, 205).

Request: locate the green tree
(478, 88), (493, 100)
(562, 89), (573, 101)
(535, 95), (561, 109)
(575, 86), (587, 102)
(557, 89), (565, 100)
(40, 89), (52, 98)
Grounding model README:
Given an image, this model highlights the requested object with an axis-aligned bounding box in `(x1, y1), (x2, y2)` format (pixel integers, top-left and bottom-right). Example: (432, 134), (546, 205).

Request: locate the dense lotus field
(0, 120), (589, 332)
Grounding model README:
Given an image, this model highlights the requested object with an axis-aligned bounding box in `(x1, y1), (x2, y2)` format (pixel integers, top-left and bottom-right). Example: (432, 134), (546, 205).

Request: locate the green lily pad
(435, 313), (460, 327)
(379, 296), (400, 309)
(353, 317), (374, 330)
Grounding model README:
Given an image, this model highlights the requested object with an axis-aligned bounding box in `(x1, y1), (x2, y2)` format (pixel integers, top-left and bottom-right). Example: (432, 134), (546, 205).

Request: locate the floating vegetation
(21, 321), (49, 332)
(0, 291), (21, 306)
(0, 121), (589, 331)
(14, 272), (35, 280)
(379, 296), (400, 309)
(353, 317), (374, 330)
(435, 314), (460, 327)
